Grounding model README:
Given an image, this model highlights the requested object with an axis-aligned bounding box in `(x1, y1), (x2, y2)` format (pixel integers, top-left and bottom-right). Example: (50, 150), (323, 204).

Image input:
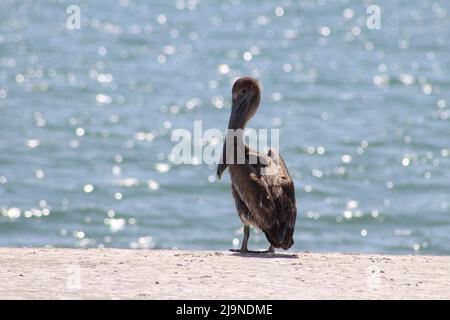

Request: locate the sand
(0, 248), (449, 299)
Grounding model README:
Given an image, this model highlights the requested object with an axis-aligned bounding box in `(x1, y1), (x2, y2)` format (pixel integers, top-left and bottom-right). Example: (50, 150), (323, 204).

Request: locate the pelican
(217, 77), (297, 253)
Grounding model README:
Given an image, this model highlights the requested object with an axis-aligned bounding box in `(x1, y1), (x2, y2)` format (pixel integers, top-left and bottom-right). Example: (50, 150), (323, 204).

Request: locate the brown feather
(229, 148), (297, 249)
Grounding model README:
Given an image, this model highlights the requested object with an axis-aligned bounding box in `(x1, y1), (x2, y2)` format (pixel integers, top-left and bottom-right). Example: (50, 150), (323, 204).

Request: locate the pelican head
(228, 77), (261, 130)
(217, 77), (261, 179)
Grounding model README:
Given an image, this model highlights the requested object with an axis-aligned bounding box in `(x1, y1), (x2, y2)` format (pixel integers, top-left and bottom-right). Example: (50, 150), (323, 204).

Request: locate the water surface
(1, 0), (449, 254)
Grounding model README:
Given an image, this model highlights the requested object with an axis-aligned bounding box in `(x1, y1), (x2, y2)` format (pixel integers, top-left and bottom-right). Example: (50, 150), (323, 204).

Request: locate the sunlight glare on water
(0, 0), (449, 254)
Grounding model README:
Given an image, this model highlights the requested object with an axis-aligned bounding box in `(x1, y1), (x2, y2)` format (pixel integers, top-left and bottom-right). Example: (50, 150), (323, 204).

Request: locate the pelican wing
(239, 148), (297, 249)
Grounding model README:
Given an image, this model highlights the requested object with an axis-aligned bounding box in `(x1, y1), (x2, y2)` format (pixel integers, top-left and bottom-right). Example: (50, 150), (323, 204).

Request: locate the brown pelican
(217, 77), (297, 253)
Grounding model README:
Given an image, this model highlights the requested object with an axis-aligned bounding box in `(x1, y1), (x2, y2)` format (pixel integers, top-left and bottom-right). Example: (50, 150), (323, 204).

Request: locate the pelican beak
(228, 94), (250, 130)
(216, 92), (254, 180)
(216, 141), (229, 180)
(217, 97), (242, 179)
(216, 165), (225, 180)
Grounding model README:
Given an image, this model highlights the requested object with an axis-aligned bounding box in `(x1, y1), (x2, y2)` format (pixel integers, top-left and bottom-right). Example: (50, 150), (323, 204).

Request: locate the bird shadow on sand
(230, 252), (298, 259)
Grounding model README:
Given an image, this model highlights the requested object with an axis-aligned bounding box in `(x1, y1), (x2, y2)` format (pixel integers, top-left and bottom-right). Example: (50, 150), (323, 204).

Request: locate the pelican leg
(230, 226), (275, 254)
(241, 225), (250, 252)
(230, 225), (250, 253)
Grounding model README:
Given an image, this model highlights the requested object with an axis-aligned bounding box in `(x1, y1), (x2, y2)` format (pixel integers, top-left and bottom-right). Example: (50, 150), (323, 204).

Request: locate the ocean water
(0, 0), (449, 254)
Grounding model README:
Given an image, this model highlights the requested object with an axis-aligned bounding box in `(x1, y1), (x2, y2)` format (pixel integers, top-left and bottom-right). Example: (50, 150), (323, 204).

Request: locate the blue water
(0, 0), (449, 254)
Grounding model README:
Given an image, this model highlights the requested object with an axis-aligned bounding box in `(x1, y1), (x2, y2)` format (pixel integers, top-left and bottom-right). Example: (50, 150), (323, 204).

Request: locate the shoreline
(1, 248), (449, 299)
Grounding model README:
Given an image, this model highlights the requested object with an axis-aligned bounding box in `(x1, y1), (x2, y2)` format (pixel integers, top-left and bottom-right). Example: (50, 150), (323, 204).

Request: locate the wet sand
(0, 248), (449, 299)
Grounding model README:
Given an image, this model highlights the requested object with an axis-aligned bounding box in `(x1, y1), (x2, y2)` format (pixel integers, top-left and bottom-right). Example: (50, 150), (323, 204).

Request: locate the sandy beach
(0, 248), (449, 299)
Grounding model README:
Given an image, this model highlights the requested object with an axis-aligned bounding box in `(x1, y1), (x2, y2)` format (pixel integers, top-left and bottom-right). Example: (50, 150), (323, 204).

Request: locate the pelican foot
(230, 248), (246, 253)
(229, 248), (274, 254)
(254, 245), (274, 254)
